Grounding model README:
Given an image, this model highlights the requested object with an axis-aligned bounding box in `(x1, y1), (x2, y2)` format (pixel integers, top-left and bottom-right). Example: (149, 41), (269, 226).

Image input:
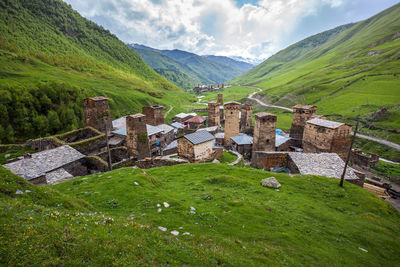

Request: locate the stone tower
(84, 96), (112, 134)
(142, 105), (164, 126)
(126, 114), (151, 159)
(289, 104), (317, 146)
(217, 94), (223, 105)
(253, 112), (277, 152)
(208, 101), (220, 127)
(240, 104), (253, 132)
(224, 101), (241, 145)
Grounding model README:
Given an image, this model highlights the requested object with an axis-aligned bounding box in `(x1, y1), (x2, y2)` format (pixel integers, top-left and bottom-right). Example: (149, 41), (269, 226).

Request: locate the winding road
(245, 85), (400, 152)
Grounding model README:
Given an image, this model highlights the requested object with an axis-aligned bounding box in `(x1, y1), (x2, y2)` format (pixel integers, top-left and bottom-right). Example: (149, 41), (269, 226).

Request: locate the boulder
(261, 177), (281, 189)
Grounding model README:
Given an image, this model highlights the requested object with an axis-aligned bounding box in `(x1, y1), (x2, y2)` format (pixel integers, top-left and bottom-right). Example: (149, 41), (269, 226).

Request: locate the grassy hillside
(2, 164), (400, 265)
(232, 3), (400, 143)
(0, 0), (193, 142)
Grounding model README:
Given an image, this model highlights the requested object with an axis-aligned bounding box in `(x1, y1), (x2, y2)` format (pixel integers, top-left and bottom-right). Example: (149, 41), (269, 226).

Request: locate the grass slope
(0, 0), (193, 141)
(232, 3), (400, 143)
(2, 164), (399, 265)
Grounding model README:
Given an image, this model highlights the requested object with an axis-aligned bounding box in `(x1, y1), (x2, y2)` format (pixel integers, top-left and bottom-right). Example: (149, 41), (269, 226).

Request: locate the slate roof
(288, 152), (359, 180)
(112, 116), (127, 129)
(3, 145), (85, 181)
(231, 134), (253, 145)
(186, 115), (205, 124)
(183, 131), (215, 145)
(157, 124), (174, 134)
(196, 126), (218, 133)
(215, 132), (224, 139)
(46, 168), (73, 184)
(111, 124), (163, 137)
(171, 122), (185, 129)
(174, 112), (197, 119)
(163, 140), (177, 151)
(307, 118), (344, 129)
(276, 135), (291, 147)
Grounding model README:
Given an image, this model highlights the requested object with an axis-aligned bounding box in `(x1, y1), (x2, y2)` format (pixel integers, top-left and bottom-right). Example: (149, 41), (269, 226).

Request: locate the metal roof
(307, 118), (344, 129)
(230, 134), (253, 145)
(3, 145), (85, 181)
(184, 131), (215, 145)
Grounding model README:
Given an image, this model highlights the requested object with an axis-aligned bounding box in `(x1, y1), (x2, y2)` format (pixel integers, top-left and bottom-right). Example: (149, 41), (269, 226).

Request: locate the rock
(212, 159), (220, 164)
(163, 202), (170, 208)
(15, 190), (23, 194)
(171, 230), (179, 236)
(158, 226), (167, 232)
(260, 177), (281, 189)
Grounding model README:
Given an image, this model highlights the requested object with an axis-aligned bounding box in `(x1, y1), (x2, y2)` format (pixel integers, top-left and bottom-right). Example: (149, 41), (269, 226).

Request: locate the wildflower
(29, 217), (33, 220)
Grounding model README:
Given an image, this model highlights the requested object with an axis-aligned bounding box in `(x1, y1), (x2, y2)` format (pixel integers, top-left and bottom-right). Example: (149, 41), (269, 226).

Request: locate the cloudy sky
(63, 0), (399, 61)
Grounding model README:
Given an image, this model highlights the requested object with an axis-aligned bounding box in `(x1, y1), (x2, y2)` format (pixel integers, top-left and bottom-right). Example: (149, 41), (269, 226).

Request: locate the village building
(251, 152), (365, 186)
(240, 104), (253, 132)
(83, 97), (112, 134)
(253, 112), (277, 152)
(214, 132), (225, 146)
(178, 131), (216, 162)
(142, 105), (164, 126)
(4, 145), (86, 185)
(302, 118), (352, 160)
(276, 134), (292, 151)
(208, 101), (220, 127)
(171, 122), (185, 134)
(224, 101), (241, 145)
(289, 104), (318, 146)
(185, 115), (206, 129)
(351, 149), (379, 169)
(157, 124), (175, 145)
(162, 140), (178, 156)
(173, 112), (197, 123)
(196, 126), (219, 135)
(126, 114), (151, 159)
(230, 134), (253, 159)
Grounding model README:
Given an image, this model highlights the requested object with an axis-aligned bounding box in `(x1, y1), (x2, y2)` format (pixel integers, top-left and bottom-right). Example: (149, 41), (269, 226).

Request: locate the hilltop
(1, 163), (400, 265)
(232, 3), (400, 144)
(0, 0), (193, 142)
(131, 44), (253, 90)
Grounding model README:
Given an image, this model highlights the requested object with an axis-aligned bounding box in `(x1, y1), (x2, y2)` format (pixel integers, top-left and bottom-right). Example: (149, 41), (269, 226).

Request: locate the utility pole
(104, 116), (113, 171)
(340, 118), (359, 187)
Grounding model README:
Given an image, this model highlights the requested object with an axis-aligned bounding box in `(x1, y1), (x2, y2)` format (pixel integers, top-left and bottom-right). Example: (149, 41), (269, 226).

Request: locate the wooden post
(340, 118), (359, 187)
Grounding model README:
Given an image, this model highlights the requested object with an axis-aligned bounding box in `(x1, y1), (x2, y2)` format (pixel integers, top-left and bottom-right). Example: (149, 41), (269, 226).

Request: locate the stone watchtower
(217, 94), (223, 105)
(217, 94), (224, 122)
(84, 97), (112, 134)
(208, 101), (220, 127)
(240, 104), (253, 132)
(224, 101), (241, 145)
(253, 112), (277, 152)
(289, 104), (317, 146)
(142, 105), (164, 126)
(126, 114), (151, 159)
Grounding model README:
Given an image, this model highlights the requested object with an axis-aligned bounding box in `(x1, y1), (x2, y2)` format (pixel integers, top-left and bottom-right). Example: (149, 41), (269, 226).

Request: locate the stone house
(303, 118), (352, 160)
(230, 134), (253, 159)
(157, 124), (175, 145)
(185, 115), (206, 129)
(171, 122), (185, 134)
(178, 131), (215, 162)
(173, 113), (197, 123)
(3, 145), (86, 184)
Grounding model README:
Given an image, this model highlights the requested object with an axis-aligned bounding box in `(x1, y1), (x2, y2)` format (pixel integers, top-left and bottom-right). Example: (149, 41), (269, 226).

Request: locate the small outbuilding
(230, 134), (253, 159)
(185, 115), (206, 129)
(178, 131), (215, 162)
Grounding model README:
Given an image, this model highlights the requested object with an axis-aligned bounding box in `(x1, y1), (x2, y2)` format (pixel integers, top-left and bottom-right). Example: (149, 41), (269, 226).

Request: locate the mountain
(229, 56), (265, 66)
(203, 55), (254, 72)
(0, 0), (192, 143)
(232, 3), (400, 141)
(130, 44), (253, 90)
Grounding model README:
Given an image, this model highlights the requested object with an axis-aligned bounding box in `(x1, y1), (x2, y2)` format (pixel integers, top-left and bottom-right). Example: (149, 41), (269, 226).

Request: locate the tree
(47, 110), (61, 133)
(0, 125), (4, 144)
(5, 125), (15, 144)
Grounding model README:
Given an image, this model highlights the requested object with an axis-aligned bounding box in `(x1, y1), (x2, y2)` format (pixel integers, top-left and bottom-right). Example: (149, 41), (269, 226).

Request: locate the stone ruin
(351, 149), (379, 169)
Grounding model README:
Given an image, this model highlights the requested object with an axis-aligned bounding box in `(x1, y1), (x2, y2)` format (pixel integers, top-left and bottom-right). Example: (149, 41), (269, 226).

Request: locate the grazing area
(232, 3), (400, 144)
(1, 164), (400, 265)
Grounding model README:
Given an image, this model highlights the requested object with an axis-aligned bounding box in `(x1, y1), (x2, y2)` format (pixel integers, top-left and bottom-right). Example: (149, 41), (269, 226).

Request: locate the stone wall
(193, 140), (214, 162)
(251, 152), (289, 170)
(224, 102), (241, 145)
(84, 97), (112, 134)
(126, 114), (151, 159)
(97, 146), (129, 164)
(253, 112), (276, 152)
(135, 157), (188, 169)
(351, 149), (379, 169)
(178, 137), (194, 161)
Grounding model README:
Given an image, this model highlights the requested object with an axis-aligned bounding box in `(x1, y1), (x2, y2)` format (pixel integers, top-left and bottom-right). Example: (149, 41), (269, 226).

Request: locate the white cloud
(63, 0), (354, 60)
